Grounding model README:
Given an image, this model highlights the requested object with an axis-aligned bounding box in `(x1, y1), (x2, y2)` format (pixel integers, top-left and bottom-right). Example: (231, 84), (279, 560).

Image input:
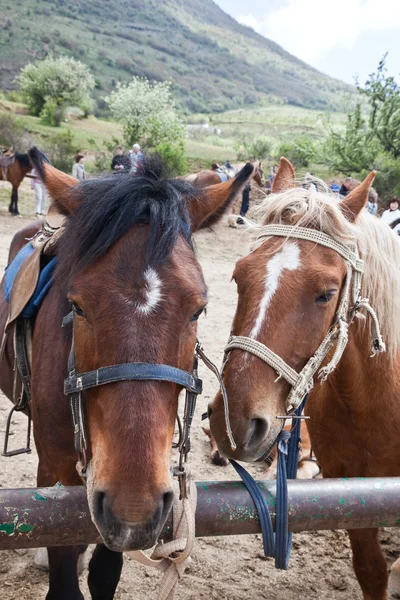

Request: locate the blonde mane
(251, 186), (400, 358)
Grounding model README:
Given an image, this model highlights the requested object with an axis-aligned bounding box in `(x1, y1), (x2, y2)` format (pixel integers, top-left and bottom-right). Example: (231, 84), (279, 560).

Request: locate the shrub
(236, 136), (273, 161)
(44, 130), (76, 172)
(277, 137), (317, 168)
(153, 141), (188, 176)
(17, 55), (95, 126)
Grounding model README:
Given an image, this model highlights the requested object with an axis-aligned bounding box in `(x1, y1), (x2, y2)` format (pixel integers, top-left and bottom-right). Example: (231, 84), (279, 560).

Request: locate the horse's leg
(37, 463), (85, 600)
(9, 186), (19, 215)
(88, 544), (123, 600)
(348, 528), (388, 600)
(202, 426), (229, 466)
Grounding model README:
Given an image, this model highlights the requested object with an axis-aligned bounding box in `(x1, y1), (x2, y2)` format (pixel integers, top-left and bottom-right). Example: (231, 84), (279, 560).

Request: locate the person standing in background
(381, 196), (400, 225)
(30, 167), (47, 217)
(129, 143), (144, 174)
(72, 154), (86, 182)
(111, 146), (131, 173)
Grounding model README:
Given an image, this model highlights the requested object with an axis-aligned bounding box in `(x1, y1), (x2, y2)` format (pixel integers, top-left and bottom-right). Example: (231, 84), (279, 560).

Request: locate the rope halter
(224, 224), (386, 415)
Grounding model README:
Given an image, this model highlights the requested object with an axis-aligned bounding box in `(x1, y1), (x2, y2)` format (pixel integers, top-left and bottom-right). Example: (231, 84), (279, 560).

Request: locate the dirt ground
(0, 181), (399, 599)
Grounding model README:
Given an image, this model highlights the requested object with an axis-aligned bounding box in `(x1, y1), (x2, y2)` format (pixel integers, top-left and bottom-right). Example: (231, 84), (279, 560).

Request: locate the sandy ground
(0, 182), (399, 599)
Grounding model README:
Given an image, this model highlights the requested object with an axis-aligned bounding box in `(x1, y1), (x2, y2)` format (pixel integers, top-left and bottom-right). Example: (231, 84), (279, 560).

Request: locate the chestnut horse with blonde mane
(209, 157), (400, 599)
(0, 148), (253, 600)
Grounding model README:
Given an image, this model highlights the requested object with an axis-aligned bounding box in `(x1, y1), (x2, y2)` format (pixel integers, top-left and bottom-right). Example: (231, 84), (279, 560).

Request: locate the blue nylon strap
(229, 459), (275, 557)
(230, 394), (308, 570)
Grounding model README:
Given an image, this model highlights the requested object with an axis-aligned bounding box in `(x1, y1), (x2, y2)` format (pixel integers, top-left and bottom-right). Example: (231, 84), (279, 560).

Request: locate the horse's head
(253, 161), (265, 187)
(209, 157), (376, 462)
(29, 148), (253, 550)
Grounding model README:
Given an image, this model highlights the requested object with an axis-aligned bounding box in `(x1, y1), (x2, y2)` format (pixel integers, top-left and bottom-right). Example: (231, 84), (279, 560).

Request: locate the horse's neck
(326, 322), (399, 412)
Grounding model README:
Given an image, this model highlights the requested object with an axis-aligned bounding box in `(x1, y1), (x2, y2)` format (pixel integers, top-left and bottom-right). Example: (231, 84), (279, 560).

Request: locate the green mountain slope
(0, 0), (352, 113)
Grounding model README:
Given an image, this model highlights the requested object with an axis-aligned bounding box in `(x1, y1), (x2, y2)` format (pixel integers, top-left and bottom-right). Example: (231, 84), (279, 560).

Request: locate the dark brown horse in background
(0, 148), (253, 599)
(0, 153), (31, 215)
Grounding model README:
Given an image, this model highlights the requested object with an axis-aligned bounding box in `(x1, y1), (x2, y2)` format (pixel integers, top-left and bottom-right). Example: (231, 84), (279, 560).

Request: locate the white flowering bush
(105, 78), (185, 147)
(18, 56), (95, 126)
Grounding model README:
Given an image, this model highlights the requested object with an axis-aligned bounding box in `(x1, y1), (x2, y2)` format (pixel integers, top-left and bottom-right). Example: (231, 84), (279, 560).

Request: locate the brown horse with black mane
(0, 148), (253, 599)
(209, 157), (400, 599)
(0, 152), (31, 215)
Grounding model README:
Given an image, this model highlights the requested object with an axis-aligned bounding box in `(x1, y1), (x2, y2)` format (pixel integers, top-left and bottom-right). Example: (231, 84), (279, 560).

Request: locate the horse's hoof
(211, 450), (229, 467)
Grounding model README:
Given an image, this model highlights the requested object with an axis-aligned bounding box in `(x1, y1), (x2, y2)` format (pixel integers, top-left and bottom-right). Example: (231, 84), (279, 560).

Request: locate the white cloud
(237, 0), (400, 63)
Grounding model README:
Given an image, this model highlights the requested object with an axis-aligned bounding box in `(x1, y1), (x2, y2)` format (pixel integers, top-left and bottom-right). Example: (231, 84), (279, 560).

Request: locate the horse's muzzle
(91, 488), (174, 551)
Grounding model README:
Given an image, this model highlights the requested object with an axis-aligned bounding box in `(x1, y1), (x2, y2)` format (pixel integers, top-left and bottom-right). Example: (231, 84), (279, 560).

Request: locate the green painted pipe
(0, 478), (399, 549)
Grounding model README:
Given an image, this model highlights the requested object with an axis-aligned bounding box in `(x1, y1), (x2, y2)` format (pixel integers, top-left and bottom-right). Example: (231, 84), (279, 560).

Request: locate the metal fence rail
(0, 478), (399, 550)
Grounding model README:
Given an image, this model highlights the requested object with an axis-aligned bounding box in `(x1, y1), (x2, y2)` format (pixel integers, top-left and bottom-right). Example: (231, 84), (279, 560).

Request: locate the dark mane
(56, 157), (199, 282)
(15, 153), (31, 169)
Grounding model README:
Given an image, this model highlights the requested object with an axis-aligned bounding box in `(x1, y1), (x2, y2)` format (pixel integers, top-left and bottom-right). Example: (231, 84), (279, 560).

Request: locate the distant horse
(193, 162), (264, 228)
(0, 148), (253, 600)
(209, 157), (400, 599)
(0, 153), (31, 215)
(193, 161), (264, 189)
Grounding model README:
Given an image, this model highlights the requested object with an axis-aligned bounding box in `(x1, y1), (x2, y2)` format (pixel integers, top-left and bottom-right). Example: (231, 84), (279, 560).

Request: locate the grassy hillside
(0, 0), (351, 113)
(0, 100), (346, 173)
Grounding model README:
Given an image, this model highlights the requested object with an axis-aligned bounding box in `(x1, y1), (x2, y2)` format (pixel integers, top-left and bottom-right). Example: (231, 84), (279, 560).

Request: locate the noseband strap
(64, 363), (202, 395)
(63, 312), (203, 480)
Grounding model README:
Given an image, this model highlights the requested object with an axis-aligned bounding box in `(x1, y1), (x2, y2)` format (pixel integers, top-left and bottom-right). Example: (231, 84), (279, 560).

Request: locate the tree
(360, 54), (400, 159)
(322, 104), (379, 174)
(104, 77), (185, 147)
(17, 56), (95, 126)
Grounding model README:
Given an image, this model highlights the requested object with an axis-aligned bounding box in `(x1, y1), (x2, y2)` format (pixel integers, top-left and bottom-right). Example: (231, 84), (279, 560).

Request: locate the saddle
(0, 148), (15, 168)
(0, 148), (15, 180)
(0, 204), (66, 456)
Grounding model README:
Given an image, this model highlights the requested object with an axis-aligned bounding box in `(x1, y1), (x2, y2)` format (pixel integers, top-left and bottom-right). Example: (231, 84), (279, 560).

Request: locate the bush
(372, 156), (400, 201)
(277, 137), (317, 168)
(0, 113), (32, 150)
(44, 130), (76, 173)
(153, 141), (187, 176)
(17, 55), (95, 126)
(236, 136), (272, 161)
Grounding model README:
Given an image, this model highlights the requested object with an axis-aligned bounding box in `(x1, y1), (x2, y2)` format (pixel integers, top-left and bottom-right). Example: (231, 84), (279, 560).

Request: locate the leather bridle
(62, 310), (203, 496)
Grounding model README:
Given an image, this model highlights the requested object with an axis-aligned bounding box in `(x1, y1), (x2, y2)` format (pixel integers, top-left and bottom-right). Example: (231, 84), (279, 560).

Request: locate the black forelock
(56, 156), (200, 282)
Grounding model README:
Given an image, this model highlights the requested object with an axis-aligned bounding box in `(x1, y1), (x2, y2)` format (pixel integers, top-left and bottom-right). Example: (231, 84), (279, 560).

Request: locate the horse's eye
(71, 301), (86, 318)
(315, 290), (336, 304)
(190, 307), (205, 322)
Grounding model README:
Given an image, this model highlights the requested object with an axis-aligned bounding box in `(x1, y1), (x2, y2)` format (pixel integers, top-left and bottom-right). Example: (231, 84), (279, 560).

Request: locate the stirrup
(2, 405), (32, 457)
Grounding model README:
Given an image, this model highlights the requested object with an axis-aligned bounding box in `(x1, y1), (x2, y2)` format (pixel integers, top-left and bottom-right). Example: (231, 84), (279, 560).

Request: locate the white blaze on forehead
(137, 267), (162, 315)
(250, 241), (301, 339)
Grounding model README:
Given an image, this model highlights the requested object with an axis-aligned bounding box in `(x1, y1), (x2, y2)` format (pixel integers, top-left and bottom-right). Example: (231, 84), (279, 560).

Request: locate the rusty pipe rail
(0, 478), (399, 550)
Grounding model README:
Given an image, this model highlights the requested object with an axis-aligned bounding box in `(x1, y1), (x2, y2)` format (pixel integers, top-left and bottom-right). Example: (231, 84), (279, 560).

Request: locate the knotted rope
(130, 477), (197, 600)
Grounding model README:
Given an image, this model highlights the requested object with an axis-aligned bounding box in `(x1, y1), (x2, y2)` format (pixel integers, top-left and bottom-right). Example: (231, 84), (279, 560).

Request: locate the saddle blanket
(3, 242), (57, 319)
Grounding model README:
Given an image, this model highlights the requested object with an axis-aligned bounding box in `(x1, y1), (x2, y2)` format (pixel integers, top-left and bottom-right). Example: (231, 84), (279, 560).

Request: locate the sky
(214, 0), (400, 85)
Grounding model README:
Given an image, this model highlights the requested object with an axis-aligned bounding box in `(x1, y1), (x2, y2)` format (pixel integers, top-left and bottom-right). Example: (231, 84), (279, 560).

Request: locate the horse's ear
(189, 163), (254, 231)
(271, 157), (296, 193)
(339, 171), (376, 222)
(28, 147), (79, 213)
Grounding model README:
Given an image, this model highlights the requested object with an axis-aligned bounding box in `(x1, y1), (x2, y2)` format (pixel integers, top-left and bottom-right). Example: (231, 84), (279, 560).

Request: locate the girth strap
(64, 363), (202, 396)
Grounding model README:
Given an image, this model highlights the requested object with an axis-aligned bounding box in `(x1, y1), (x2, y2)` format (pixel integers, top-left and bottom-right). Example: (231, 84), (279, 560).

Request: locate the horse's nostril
(160, 490), (174, 522)
(207, 406), (213, 418)
(245, 417), (269, 452)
